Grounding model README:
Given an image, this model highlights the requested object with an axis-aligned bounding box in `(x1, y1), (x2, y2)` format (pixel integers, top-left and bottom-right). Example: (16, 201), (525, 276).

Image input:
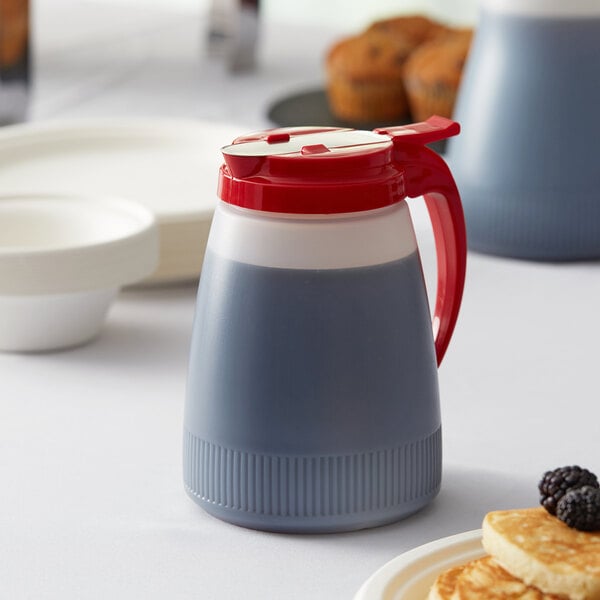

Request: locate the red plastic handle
(378, 117), (467, 365)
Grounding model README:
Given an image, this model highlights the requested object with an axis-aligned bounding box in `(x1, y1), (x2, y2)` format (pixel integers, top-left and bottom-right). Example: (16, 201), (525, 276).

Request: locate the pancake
(482, 507), (600, 600)
(427, 564), (466, 600)
(451, 556), (561, 599)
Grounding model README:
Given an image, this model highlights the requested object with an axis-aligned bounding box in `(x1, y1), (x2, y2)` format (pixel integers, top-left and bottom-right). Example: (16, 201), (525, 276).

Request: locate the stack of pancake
(429, 507), (600, 599)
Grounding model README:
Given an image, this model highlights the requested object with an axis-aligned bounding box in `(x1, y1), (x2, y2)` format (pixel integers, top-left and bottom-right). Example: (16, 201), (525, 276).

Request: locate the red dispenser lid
(217, 117), (467, 367)
(218, 117), (459, 214)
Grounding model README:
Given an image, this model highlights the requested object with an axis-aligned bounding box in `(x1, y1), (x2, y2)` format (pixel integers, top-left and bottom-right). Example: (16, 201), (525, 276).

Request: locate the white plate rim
(0, 116), (243, 224)
(0, 117), (245, 282)
(354, 529), (484, 600)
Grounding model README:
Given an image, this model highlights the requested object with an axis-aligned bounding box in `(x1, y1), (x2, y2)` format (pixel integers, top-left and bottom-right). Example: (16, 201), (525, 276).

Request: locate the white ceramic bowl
(0, 193), (158, 352)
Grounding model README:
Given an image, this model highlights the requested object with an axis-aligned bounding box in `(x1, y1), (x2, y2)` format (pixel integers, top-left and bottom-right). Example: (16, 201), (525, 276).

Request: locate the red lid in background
(218, 117), (460, 214)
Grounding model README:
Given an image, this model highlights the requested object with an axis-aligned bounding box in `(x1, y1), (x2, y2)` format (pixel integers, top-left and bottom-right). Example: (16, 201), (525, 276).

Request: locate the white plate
(354, 530), (484, 600)
(0, 118), (243, 284)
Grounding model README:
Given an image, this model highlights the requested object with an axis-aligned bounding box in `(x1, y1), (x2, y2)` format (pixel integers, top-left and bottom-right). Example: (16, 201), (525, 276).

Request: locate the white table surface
(2, 2), (599, 599)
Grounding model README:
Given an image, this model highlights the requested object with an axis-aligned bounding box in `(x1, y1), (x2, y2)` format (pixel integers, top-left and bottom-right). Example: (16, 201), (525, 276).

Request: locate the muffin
(366, 14), (451, 46)
(324, 14), (455, 124)
(402, 28), (473, 122)
(325, 29), (415, 123)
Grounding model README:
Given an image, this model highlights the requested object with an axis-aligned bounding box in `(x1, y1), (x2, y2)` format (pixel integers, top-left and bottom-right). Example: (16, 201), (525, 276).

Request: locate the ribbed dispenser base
(183, 428), (442, 533)
(462, 186), (600, 261)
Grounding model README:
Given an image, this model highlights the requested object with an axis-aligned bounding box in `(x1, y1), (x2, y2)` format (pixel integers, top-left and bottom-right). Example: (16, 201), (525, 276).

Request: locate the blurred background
(1, 0), (478, 129)
(2, 4), (600, 599)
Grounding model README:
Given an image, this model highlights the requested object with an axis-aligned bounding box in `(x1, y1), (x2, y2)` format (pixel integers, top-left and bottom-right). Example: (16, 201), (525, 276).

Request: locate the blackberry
(556, 486), (600, 531)
(538, 465), (599, 515)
